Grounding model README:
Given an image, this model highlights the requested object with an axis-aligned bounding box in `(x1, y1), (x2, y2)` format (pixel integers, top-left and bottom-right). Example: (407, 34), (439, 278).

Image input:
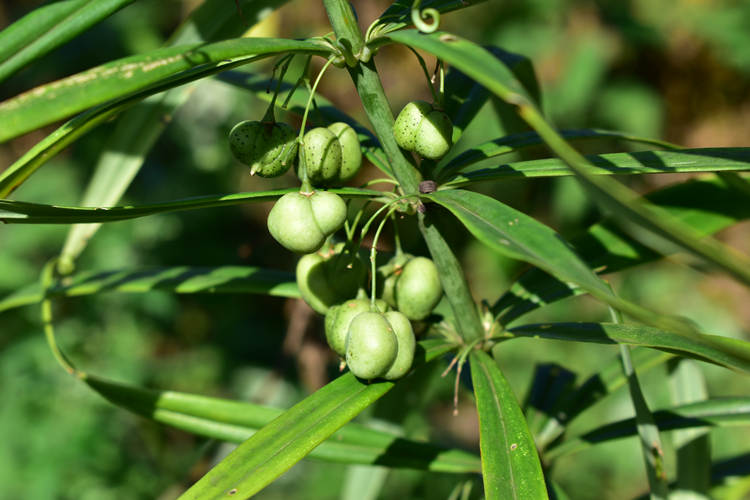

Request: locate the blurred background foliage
(1, 0), (749, 498)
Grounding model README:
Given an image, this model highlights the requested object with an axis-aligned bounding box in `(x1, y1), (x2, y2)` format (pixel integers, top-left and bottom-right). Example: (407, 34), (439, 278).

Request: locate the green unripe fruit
(296, 246), (365, 315)
(381, 311), (416, 380)
(300, 123), (362, 187)
(393, 101), (453, 160)
(229, 120), (298, 177)
(345, 312), (398, 380)
(302, 127), (341, 185)
(327, 122), (362, 183)
(378, 253), (413, 308)
(267, 191), (347, 253)
(325, 298), (387, 357)
(395, 257), (443, 320)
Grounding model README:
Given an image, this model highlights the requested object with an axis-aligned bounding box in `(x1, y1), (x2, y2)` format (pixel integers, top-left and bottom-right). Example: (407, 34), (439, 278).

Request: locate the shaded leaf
(0, 187), (381, 224)
(470, 350), (548, 500)
(502, 322), (750, 374)
(82, 372), (479, 473)
(0, 0), (135, 83)
(178, 340), (455, 499)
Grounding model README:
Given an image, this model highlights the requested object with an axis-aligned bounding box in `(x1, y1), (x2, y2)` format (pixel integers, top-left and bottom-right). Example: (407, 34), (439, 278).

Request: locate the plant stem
(323, 0), (483, 342)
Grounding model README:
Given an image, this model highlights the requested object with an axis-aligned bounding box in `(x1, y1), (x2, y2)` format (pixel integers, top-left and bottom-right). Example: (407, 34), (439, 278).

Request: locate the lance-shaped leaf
(425, 188), (698, 336)
(546, 398), (750, 460)
(501, 322), (750, 374)
(178, 340), (455, 499)
(58, 0), (291, 272)
(0, 266), (300, 314)
(470, 350), (548, 500)
(494, 177), (750, 325)
(387, 29), (750, 287)
(0, 39), (328, 198)
(0, 37), (328, 143)
(0, 187), (381, 224)
(82, 373), (479, 473)
(442, 147), (750, 186)
(438, 128), (680, 181)
(0, 0), (135, 84)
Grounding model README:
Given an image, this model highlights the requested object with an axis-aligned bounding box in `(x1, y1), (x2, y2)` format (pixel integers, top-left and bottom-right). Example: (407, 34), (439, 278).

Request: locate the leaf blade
(470, 350), (548, 500)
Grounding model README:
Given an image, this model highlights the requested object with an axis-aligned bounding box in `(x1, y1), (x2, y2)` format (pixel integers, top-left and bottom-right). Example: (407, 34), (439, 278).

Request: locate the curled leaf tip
(411, 1), (440, 33)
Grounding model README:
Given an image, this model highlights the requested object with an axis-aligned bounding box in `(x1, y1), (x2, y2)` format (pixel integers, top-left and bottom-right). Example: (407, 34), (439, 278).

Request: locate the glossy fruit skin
(325, 298), (387, 357)
(296, 246), (365, 315)
(344, 310), (416, 380)
(267, 191), (347, 253)
(393, 101), (453, 160)
(345, 312), (398, 380)
(379, 255), (443, 320)
(300, 123), (362, 186)
(229, 120), (298, 177)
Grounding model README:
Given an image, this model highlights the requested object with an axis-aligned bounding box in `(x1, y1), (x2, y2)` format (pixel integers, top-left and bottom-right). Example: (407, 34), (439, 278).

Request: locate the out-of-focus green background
(1, 1), (749, 498)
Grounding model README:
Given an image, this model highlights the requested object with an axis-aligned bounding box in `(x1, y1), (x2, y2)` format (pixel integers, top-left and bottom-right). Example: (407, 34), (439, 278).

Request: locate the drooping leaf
(83, 372), (479, 473)
(58, 0), (292, 272)
(494, 177), (750, 326)
(178, 340), (455, 499)
(0, 0), (136, 83)
(0, 187), (381, 224)
(546, 397), (750, 459)
(470, 350), (548, 500)
(441, 147), (750, 186)
(426, 188), (697, 336)
(388, 29), (750, 288)
(502, 322), (750, 374)
(0, 266), (300, 314)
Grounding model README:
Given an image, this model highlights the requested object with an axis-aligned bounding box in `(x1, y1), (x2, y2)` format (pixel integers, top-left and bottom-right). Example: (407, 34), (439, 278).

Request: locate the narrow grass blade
(58, 0), (291, 272)
(494, 177), (750, 326)
(669, 360), (711, 495)
(0, 0), (135, 83)
(387, 29), (750, 288)
(82, 371), (479, 473)
(178, 340), (455, 499)
(469, 350), (548, 500)
(438, 128), (680, 181)
(442, 147), (750, 186)
(0, 187), (380, 224)
(502, 322), (750, 374)
(546, 398), (750, 460)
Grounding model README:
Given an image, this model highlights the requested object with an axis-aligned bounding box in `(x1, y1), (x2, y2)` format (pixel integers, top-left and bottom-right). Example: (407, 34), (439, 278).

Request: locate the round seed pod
(296, 246), (365, 315)
(267, 191), (347, 253)
(325, 298), (387, 357)
(301, 127), (342, 185)
(300, 124), (362, 187)
(394, 256), (443, 320)
(345, 311), (398, 380)
(381, 311), (416, 380)
(229, 120), (298, 177)
(393, 101), (453, 160)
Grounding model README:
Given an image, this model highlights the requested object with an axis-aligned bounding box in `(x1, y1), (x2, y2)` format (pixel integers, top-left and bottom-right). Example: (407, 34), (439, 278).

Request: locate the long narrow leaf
(0, 0), (135, 83)
(82, 373), (479, 473)
(442, 147), (750, 186)
(470, 350), (548, 500)
(502, 322), (750, 374)
(0, 187), (381, 224)
(546, 398), (750, 459)
(494, 177), (750, 325)
(0, 37), (327, 143)
(178, 339), (455, 499)
(438, 128), (681, 181)
(0, 265), (300, 315)
(58, 0), (291, 272)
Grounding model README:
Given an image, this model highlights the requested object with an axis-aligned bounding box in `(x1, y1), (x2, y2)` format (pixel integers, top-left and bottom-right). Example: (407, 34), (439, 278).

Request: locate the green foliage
(1, 1), (750, 499)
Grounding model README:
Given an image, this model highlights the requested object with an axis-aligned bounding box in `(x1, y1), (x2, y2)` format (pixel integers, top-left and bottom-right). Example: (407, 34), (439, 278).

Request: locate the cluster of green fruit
(228, 100), (452, 380)
(298, 247), (443, 380)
